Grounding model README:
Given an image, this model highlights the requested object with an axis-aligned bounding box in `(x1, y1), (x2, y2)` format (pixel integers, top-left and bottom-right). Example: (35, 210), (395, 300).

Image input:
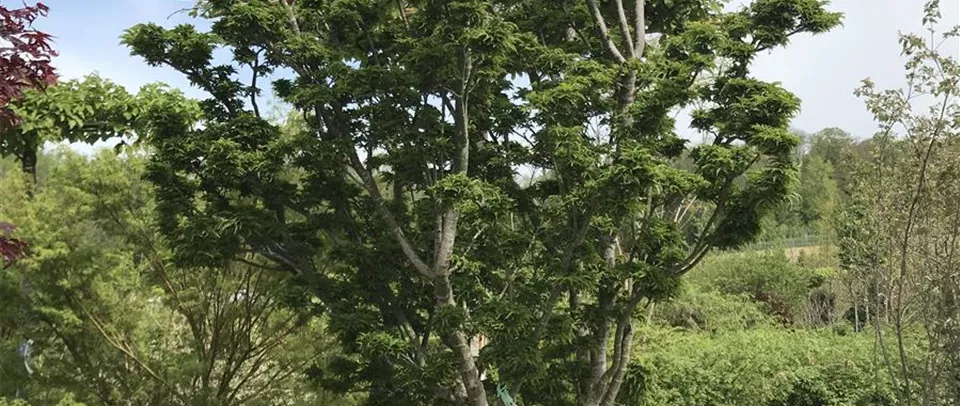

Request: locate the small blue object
(496, 382), (517, 406)
(17, 339), (33, 375)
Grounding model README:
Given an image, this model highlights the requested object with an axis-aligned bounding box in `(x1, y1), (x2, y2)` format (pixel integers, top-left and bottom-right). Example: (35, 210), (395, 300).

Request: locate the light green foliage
(0, 74), (198, 178)
(688, 251), (829, 324)
(9, 75), (134, 138)
(652, 287), (771, 332)
(763, 127), (853, 240)
(798, 154), (839, 230)
(117, 0), (841, 404)
(0, 150), (356, 406)
(628, 326), (893, 406)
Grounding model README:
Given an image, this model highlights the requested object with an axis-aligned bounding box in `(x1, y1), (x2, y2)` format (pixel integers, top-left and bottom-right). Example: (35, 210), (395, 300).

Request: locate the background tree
(761, 126), (856, 241)
(839, 2), (959, 404)
(0, 149), (359, 406)
(797, 153), (838, 230)
(805, 127), (855, 196)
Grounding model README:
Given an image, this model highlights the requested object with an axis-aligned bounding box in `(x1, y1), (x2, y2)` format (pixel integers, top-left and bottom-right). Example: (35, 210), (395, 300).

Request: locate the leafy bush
(653, 287), (771, 332)
(624, 326), (894, 406)
(687, 251), (832, 324)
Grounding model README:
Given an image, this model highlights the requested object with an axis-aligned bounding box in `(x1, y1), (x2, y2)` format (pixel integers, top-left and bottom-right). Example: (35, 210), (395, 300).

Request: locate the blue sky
(32, 0), (960, 143)
(35, 1), (213, 102)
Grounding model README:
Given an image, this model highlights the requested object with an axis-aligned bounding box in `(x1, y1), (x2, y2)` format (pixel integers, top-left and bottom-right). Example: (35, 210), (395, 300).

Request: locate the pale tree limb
(593, 292), (644, 405)
(634, 0), (646, 57)
(80, 305), (182, 401)
(531, 211), (595, 345)
(587, 0), (627, 62)
(891, 87), (953, 402)
(675, 153), (761, 275)
(347, 148), (433, 278)
(613, 0), (635, 58)
(434, 50), (472, 277)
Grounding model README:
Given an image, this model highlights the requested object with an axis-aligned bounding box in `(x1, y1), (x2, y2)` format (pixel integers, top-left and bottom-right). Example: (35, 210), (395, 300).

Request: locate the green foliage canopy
(120, 0), (841, 404)
(0, 74), (198, 179)
(0, 150), (350, 406)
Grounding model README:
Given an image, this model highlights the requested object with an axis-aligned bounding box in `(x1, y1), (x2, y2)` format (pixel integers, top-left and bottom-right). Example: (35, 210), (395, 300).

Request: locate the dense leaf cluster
(0, 151), (348, 406)
(0, 73), (197, 181)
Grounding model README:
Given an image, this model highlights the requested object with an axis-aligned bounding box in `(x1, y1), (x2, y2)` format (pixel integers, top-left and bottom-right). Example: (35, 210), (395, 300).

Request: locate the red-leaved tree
(0, 221), (27, 269)
(0, 2), (52, 261)
(1, 1), (56, 122)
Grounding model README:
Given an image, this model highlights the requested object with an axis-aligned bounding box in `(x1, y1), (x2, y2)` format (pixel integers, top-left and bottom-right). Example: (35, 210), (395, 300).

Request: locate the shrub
(625, 326), (894, 406)
(653, 287), (771, 332)
(687, 251), (833, 324)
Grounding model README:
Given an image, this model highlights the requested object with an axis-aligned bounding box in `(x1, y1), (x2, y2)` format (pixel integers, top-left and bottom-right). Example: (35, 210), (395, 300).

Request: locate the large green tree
(122, 0), (839, 404)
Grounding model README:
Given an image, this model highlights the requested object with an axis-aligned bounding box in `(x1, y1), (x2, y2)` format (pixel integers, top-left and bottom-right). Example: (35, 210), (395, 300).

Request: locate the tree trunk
(582, 61), (638, 406)
(615, 70), (637, 137)
(434, 276), (488, 406)
(20, 145), (37, 185)
(600, 323), (634, 406)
